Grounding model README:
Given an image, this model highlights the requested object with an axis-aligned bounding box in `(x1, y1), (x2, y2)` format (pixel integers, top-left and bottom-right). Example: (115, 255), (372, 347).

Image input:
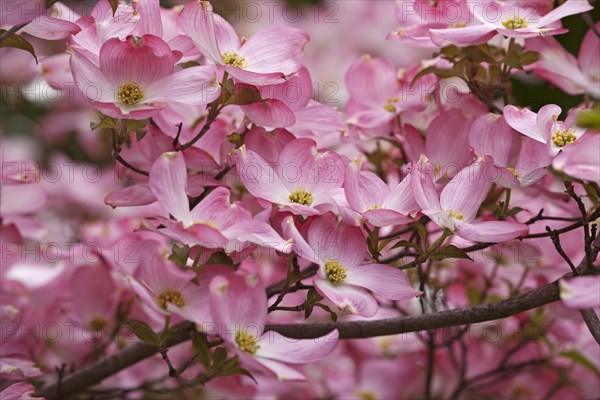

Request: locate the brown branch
(36, 234), (600, 399)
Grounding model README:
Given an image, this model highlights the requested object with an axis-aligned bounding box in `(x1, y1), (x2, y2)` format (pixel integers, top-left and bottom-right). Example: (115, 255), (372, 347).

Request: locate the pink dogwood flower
(411, 156), (529, 242)
(284, 213), (421, 317)
(430, 0), (593, 46)
(344, 157), (418, 227)
(69, 34), (221, 119)
(178, 0), (309, 85)
(552, 133), (600, 184)
(207, 270), (339, 381)
(527, 22), (600, 99)
(236, 138), (345, 216)
(469, 113), (551, 187)
(559, 276), (600, 310)
(127, 240), (210, 322)
(345, 55), (431, 130)
(149, 151), (290, 253)
(504, 104), (587, 156)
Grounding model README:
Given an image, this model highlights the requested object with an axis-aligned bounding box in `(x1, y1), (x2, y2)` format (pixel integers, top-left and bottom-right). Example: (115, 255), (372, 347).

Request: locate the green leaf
(205, 251), (234, 266)
(412, 221), (428, 247)
(390, 240), (421, 250)
(519, 51), (540, 66)
(411, 66), (457, 86)
(179, 61), (201, 69)
(227, 86), (262, 106)
(304, 287), (323, 319)
(0, 30), (38, 63)
(190, 331), (212, 368)
(428, 245), (473, 261)
(108, 0), (118, 15)
(461, 45), (496, 64)
(560, 350), (599, 374)
(169, 244), (190, 268)
(439, 45), (461, 60)
(577, 103), (600, 131)
(315, 303), (338, 322)
(212, 347), (228, 369)
(125, 320), (161, 345)
(506, 207), (524, 217)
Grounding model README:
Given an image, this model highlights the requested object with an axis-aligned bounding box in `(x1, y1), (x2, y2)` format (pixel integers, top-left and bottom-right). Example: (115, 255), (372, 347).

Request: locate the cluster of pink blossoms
(1, 0), (599, 399)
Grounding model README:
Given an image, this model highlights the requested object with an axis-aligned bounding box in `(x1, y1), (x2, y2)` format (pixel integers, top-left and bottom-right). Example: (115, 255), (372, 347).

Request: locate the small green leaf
(390, 240), (421, 250)
(205, 251), (234, 266)
(227, 86), (262, 106)
(560, 351), (599, 374)
(304, 287), (323, 319)
(519, 51), (540, 66)
(461, 45), (496, 64)
(412, 222), (428, 247)
(439, 45), (461, 60)
(212, 347), (228, 369)
(125, 320), (161, 345)
(179, 61), (201, 69)
(108, 0), (118, 15)
(428, 245), (473, 261)
(0, 30), (38, 63)
(506, 207), (524, 217)
(190, 331), (212, 368)
(411, 66), (457, 86)
(169, 244), (190, 268)
(577, 103), (600, 131)
(315, 303), (338, 322)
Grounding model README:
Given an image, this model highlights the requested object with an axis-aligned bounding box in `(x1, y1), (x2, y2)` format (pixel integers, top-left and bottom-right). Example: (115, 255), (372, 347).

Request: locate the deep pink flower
(411, 156), (529, 242)
(430, 0), (592, 46)
(469, 113), (551, 187)
(504, 104), (587, 156)
(528, 22), (600, 99)
(560, 276), (600, 310)
(207, 270), (339, 381)
(284, 213), (421, 317)
(552, 133), (600, 184)
(149, 151), (290, 253)
(344, 157), (418, 227)
(70, 34), (221, 119)
(236, 138), (345, 216)
(178, 0), (309, 85)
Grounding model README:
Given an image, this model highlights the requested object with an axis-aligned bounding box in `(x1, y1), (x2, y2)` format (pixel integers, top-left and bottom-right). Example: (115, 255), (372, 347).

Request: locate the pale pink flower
(0, 382), (42, 400)
(552, 132), (600, 184)
(504, 104), (587, 156)
(236, 138), (345, 216)
(345, 55), (431, 131)
(411, 156), (529, 242)
(469, 113), (551, 187)
(69, 34), (221, 120)
(430, 0), (593, 46)
(343, 157), (418, 227)
(178, 0), (309, 85)
(560, 276), (600, 310)
(284, 213), (421, 317)
(207, 270), (339, 381)
(148, 151), (290, 253)
(528, 22), (600, 99)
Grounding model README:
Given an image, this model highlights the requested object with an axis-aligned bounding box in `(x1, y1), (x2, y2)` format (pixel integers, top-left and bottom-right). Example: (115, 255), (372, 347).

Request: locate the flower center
(357, 391), (378, 400)
(502, 17), (528, 29)
(235, 330), (260, 354)
(383, 101), (396, 113)
(367, 204), (381, 211)
(551, 128), (577, 147)
(157, 290), (185, 309)
(447, 209), (464, 221)
(507, 167), (521, 179)
(89, 317), (107, 332)
(325, 260), (347, 284)
(222, 51), (247, 69)
(118, 81), (144, 105)
(289, 188), (313, 206)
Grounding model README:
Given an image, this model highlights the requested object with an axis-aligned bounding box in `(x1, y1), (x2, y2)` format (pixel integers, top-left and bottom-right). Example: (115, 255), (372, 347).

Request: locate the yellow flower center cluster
(157, 291), (185, 309)
(551, 129), (577, 147)
(289, 188), (314, 206)
(235, 330), (260, 354)
(89, 317), (107, 332)
(507, 167), (521, 179)
(118, 81), (144, 105)
(502, 17), (528, 29)
(357, 391), (378, 400)
(325, 260), (347, 284)
(222, 51), (247, 69)
(448, 209), (465, 221)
